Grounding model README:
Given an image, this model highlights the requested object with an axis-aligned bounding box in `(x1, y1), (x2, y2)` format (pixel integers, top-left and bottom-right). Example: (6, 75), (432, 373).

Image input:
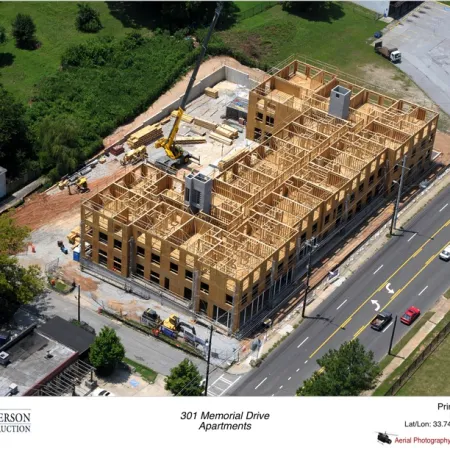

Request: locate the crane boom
(155, 2), (224, 161)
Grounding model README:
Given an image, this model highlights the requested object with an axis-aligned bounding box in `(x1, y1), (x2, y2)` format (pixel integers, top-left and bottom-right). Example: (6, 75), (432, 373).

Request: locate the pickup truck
(370, 311), (393, 331)
(374, 41), (401, 63)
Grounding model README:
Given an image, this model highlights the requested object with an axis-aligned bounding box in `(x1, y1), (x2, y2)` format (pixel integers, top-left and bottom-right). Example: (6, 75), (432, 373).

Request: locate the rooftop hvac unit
(8, 383), (18, 395)
(0, 351), (10, 366)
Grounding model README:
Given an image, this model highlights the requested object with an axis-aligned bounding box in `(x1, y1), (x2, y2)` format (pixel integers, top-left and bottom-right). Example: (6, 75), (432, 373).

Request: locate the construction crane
(152, 1), (224, 171)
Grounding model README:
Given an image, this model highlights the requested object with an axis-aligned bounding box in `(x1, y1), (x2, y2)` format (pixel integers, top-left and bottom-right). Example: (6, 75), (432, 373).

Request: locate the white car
(439, 246), (450, 261)
(92, 388), (115, 397)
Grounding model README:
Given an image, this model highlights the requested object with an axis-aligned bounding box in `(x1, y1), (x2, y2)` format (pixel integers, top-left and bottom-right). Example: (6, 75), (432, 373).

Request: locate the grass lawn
(0, 2), (137, 102)
(397, 329), (450, 395)
(234, 2), (269, 13)
(374, 310), (450, 396)
(124, 357), (158, 384)
(219, 3), (385, 74)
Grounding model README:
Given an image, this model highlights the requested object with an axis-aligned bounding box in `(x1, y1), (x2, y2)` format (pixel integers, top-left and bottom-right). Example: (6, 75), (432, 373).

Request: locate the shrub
(75, 3), (102, 33)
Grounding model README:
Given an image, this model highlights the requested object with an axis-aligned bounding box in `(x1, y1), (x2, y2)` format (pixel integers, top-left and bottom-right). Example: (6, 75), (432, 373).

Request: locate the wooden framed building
(81, 60), (439, 334)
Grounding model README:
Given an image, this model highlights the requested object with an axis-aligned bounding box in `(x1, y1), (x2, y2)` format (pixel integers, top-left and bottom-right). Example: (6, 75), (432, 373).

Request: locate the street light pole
(77, 284), (81, 323)
(388, 316), (397, 355)
(302, 240), (315, 318)
(390, 155), (408, 235)
(204, 325), (214, 396)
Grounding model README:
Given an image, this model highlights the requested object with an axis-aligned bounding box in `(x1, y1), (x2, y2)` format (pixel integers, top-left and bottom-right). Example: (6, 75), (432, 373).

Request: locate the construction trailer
(80, 59), (439, 334)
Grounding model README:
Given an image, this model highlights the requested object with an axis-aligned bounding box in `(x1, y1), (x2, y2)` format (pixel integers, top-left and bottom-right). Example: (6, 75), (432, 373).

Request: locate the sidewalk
(364, 295), (450, 395)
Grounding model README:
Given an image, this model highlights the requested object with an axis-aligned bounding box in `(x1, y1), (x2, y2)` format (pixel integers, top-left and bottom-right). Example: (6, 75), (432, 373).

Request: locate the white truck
(375, 41), (401, 63)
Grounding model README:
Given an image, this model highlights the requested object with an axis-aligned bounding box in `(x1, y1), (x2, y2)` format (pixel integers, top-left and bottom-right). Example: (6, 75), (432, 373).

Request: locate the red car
(400, 306), (421, 325)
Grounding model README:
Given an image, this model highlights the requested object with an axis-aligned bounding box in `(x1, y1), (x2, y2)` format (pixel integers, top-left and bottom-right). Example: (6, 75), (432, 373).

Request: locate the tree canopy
(297, 339), (381, 396)
(89, 326), (125, 375)
(76, 3), (103, 33)
(0, 26), (6, 45)
(0, 213), (45, 323)
(165, 358), (203, 396)
(11, 13), (37, 49)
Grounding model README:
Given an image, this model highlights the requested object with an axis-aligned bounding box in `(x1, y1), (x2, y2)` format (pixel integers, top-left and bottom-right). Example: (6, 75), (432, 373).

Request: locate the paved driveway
(382, 2), (450, 115)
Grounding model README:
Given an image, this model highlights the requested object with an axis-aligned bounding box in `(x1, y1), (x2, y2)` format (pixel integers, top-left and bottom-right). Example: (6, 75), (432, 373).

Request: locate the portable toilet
(73, 246), (80, 262)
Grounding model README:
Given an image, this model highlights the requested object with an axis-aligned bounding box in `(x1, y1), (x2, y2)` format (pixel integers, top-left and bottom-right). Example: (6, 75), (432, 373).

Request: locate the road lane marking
(337, 299), (348, 310)
(297, 337), (309, 348)
(279, 386), (283, 389)
(353, 325), (366, 339)
(418, 286), (428, 296)
(214, 386), (225, 391)
(304, 360), (308, 364)
(309, 219), (450, 359)
(382, 322), (394, 333)
(219, 376), (241, 396)
(254, 377), (267, 390)
(216, 376), (232, 385)
(352, 239), (450, 341)
(408, 233), (417, 242)
(373, 265), (384, 275)
(296, 368), (300, 372)
(288, 377), (291, 381)
(440, 203), (448, 212)
(386, 283), (395, 294)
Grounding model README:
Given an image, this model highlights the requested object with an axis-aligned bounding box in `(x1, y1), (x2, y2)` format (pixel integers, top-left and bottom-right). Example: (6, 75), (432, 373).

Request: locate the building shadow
(282, 1), (344, 23)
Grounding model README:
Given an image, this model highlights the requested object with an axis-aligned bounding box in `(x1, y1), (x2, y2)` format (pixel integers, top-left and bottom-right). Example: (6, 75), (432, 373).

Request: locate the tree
(0, 84), (31, 176)
(11, 14), (37, 48)
(165, 358), (203, 396)
(76, 3), (102, 33)
(297, 340), (381, 396)
(0, 26), (6, 45)
(0, 213), (45, 324)
(89, 326), (125, 375)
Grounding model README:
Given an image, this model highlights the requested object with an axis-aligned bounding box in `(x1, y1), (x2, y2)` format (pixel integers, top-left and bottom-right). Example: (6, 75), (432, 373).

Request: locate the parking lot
(381, 2), (450, 115)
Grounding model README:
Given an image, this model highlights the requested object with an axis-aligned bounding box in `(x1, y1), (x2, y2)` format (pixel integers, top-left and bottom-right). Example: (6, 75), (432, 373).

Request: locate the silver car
(439, 246), (450, 261)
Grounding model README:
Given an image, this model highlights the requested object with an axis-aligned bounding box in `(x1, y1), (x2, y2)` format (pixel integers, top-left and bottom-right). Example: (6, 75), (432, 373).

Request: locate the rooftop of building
(82, 59), (439, 284)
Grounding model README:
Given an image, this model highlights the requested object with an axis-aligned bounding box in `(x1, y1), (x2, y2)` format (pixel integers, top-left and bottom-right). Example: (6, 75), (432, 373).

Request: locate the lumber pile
(170, 110), (194, 123)
(218, 147), (250, 171)
(193, 117), (218, 131)
(127, 124), (163, 149)
(159, 116), (171, 125)
(210, 131), (233, 146)
(174, 136), (207, 145)
(205, 87), (219, 99)
(67, 225), (81, 245)
(215, 126), (238, 140)
(190, 125), (206, 136)
(110, 144), (124, 156)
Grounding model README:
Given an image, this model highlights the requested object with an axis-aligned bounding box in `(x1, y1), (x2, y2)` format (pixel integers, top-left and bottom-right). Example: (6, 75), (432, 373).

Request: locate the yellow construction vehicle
(75, 177), (89, 193)
(151, 2), (223, 171)
(121, 146), (147, 166)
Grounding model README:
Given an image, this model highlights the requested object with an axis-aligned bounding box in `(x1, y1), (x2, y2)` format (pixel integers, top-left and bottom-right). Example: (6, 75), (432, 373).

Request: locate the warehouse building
(80, 60), (439, 334)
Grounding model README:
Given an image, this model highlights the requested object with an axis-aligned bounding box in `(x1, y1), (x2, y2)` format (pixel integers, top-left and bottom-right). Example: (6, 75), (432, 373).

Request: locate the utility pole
(77, 284), (81, 323)
(390, 155), (408, 235)
(204, 325), (214, 396)
(388, 316), (397, 355)
(302, 239), (317, 318)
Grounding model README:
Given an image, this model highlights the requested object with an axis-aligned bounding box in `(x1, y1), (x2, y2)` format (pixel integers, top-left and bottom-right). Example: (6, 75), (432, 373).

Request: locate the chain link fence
(236, 2), (279, 22)
(385, 319), (450, 396)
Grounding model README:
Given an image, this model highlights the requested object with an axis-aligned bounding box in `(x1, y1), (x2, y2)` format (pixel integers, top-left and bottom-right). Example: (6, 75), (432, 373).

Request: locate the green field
(397, 331), (450, 396)
(0, 2), (137, 102)
(234, 2), (268, 13)
(219, 3), (384, 74)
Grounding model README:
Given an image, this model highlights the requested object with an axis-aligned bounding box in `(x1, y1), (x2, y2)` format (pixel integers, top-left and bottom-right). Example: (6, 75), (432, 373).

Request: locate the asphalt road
(231, 183), (450, 396)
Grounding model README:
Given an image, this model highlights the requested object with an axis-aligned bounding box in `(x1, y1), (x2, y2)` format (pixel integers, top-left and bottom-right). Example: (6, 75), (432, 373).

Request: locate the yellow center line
(308, 218), (450, 359)
(350, 239), (450, 340)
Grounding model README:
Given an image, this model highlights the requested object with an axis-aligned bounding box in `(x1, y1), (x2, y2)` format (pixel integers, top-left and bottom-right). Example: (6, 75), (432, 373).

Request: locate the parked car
(439, 246), (450, 261)
(92, 388), (115, 397)
(400, 306), (420, 325)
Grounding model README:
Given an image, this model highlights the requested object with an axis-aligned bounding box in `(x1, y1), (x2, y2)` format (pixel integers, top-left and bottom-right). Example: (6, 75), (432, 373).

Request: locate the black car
(370, 311), (393, 331)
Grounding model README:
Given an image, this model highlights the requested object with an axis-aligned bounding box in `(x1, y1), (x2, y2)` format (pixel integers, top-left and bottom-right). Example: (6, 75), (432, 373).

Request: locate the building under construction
(80, 60), (439, 334)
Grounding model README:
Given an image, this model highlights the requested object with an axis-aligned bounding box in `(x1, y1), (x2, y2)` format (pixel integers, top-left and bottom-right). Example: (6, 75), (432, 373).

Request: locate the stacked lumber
(159, 116), (171, 125)
(127, 124), (163, 149)
(210, 131), (233, 146)
(190, 125), (206, 136)
(194, 117), (218, 131)
(205, 87), (219, 99)
(218, 147), (250, 171)
(110, 144), (124, 156)
(215, 126), (238, 140)
(67, 225), (81, 245)
(174, 136), (207, 145)
(170, 110), (194, 123)
(221, 124), (240, 136)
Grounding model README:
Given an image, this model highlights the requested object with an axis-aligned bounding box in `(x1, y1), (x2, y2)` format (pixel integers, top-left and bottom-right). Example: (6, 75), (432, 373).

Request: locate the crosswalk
(207, 374), (242, 397)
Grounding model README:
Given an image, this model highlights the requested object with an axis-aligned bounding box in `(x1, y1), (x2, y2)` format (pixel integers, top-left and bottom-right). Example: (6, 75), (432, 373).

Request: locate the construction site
(79, 58), (439, 335)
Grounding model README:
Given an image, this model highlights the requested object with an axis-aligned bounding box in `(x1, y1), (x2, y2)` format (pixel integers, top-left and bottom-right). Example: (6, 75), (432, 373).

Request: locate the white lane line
(382, 322), (394, 333)
(408, 233), (417, 242)
(296, 368), (300, 372)
(254, 377), (267, 390)
(373, 265), (384, 275)
(208, 391), (217, 396)
(297, 337), (309, 348)
(218, 377), (233, 385)
(337, 299), (348, 310)
(418, 286), (428, 296)
(220, 376), (242, 396)
(288, 377), (292, 381)
(304, 360), (308, 364)
(271, 394), (274, 397)
(213, 386), (225, 392)
(440, 203), (448, 212)
(279, 386), (283, 389)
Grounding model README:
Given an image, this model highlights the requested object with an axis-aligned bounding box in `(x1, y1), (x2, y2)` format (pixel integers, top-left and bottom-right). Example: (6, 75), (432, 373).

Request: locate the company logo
(376, 431), (398, 445)
(0, 410), (32, 433)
